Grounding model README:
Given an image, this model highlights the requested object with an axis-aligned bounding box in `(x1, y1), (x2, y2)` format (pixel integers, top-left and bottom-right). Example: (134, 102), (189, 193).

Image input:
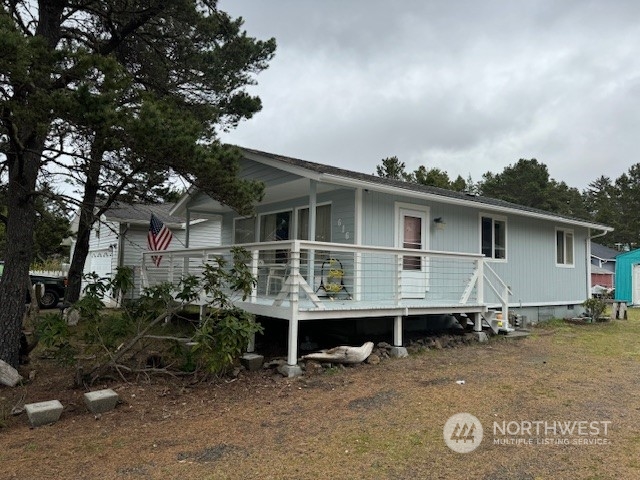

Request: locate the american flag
(148, 213), (173, 266)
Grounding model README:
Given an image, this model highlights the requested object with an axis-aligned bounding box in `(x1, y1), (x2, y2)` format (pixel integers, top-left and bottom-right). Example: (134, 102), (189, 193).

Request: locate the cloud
(219, 0), (640, 189)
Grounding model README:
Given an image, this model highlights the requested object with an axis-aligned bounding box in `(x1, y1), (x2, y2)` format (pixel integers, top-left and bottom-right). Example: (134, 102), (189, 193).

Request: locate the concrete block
(472, 332), (489, 343)
(390, 346), (409, 358)
(84, 388), (119, 414)
(25, 400), (63, 427)
(240, 353), (264, 372)
(277, 364), (303, 378)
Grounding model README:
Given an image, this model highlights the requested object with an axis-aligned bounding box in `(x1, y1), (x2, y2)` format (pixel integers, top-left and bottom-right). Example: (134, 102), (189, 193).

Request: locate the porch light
(434, 217), (446, 230)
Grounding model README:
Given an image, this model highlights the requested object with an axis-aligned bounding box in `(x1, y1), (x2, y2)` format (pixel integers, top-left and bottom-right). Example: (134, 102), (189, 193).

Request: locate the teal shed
(614, 248), (640, 304)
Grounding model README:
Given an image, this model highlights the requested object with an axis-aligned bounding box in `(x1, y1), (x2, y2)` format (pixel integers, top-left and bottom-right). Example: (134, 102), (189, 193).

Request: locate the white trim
(173, 151), (612, 233)
(395, 202), (430, 299)
(394, 202), (430, 250)
(355, 188), (363, 246)
(487, 300), (586, 308)
(555, 227), (575, 268)
(257, 208), (294, 242)
(293, 202), (332, 241)
(320, 173), (612, 232)
(479, 212), (508, 263)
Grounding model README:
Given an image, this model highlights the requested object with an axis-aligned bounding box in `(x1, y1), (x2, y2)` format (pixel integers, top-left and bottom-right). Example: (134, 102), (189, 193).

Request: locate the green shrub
(583, 298), (607, 320)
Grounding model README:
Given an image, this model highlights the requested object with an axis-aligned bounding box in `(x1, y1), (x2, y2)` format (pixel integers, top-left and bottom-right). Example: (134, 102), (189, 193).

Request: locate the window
(402, 214), (423, 270)
(297, 204), (331, 241)
(260, 210), (292, 263)
(260, 211), (291, 242)
(481, 215), (506, 260)
(556, 229), (574, 266)
(234, 217), (256, 244)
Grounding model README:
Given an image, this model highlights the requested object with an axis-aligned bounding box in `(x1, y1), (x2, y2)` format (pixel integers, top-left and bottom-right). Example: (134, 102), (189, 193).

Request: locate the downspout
(587, 228), (611, 299)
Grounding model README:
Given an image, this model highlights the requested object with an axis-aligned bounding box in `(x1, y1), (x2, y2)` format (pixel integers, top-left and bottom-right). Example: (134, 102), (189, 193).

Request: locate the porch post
(287, 315), (299, 365)
(280, 241), (303, 377)
(473, 312), (482, 332)
(354, 188), (363, 301)
(250, 249), (259, 303)
(391, 315), (409, 358)
(308, 180), (317, 289)
(393, 315), (403, 346)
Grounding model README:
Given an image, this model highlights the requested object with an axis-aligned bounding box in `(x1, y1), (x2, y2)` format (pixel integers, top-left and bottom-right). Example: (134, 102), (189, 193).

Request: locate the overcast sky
(218, 0), (640, 190)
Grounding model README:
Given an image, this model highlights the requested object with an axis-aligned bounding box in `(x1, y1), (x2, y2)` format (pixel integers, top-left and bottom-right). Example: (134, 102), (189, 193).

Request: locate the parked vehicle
(0, 261), (67, 309)
(29, 275), (67, 309)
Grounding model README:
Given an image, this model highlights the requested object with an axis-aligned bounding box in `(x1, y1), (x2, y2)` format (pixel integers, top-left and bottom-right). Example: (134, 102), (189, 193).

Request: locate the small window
(481, 215), (507, 260)
(556, 229), (574, 266)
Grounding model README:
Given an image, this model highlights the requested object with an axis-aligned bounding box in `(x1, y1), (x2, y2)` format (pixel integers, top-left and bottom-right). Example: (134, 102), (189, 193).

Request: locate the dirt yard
(2, 313), (640, 480)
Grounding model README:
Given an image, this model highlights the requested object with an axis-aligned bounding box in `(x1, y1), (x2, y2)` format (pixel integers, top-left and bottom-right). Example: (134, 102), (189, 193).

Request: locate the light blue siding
(360, 190), (590, 306)
(182, 156), (593, 313)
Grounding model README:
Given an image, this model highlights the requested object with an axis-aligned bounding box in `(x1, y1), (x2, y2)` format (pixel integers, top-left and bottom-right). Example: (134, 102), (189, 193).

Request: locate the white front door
(396, 206), (429, 299)
(633, 264), (640, 305)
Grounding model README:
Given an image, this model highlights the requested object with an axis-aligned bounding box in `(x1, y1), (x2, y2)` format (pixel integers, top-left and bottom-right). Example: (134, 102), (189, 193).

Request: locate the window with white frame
(481, 215), (507, 260)
(259, 210), (292, 264)
(297, 204), (331, 241)
(556, 228), (574, 266)
(259, 210), (292, 242)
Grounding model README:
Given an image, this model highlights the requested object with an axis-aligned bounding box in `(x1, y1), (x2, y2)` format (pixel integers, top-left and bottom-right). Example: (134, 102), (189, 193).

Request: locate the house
(590, 242), (618, 291)
(140, 147), (612, 375)
(71, 202), (221, 303)
(614, 248), (640, 304)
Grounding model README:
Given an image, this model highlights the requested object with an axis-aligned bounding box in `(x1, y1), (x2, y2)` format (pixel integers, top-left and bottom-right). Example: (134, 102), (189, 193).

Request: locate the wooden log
(0, 359), (23, 387)
(302, 341), (374, 364)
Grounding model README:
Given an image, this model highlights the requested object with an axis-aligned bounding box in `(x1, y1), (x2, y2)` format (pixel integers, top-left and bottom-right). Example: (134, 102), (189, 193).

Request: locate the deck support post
(473, 312), (482, 332)
(393, 315), (403, 346)
(287, 316), (298, 365)
(279, 315), (302, 377)
(390, 315), (408, 358)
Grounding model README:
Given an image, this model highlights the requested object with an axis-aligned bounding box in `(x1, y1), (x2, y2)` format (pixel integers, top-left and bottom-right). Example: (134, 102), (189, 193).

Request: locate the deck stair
(481, 310), (515, 335)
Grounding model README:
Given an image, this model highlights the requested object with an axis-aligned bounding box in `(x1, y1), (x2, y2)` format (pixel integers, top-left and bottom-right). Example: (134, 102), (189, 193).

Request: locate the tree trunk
(66, 203), (97, 303)
(66, 138), (104, 303)
(0, 148), (41, 367)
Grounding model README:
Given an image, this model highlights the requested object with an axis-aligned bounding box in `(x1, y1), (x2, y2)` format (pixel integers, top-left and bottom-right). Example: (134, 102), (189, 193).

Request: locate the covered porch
(141, 240), (511, 369)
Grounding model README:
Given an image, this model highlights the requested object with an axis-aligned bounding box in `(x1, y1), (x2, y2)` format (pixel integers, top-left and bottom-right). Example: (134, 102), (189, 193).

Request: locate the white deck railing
(141, 240), (510, 319)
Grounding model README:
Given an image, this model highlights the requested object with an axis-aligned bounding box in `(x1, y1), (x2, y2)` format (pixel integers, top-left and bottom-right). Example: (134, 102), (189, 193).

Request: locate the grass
(3, 310), (640, 479)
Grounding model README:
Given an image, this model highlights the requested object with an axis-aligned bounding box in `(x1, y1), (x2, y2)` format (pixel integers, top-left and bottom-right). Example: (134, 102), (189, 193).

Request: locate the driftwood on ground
(302, 341), (374, 364)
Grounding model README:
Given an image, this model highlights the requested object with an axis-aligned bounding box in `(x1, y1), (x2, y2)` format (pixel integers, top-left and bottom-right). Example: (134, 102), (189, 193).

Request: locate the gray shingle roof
(591, 242), (619, 261)
(104, 202), (184, 225)
(241, 147), (611, 229)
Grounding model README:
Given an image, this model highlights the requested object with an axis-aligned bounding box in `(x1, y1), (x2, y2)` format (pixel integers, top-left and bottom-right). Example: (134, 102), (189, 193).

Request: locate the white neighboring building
(70, 202), (221, 303)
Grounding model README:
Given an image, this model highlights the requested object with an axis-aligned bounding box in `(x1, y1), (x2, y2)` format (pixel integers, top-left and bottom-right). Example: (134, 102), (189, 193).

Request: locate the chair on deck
(259, 260), (287, 295)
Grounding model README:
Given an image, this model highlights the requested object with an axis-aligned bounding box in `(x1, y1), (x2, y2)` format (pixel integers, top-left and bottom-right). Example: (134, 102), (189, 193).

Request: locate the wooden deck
(142, 240), (511, 368)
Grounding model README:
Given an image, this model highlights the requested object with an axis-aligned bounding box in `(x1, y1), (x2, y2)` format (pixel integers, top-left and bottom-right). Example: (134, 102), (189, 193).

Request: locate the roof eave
(320, 173), (613, 231)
